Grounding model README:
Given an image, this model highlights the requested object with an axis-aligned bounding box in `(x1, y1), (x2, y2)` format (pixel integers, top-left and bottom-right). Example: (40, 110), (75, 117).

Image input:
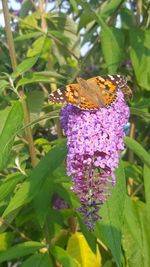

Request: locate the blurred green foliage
(0, 0), (150, 266)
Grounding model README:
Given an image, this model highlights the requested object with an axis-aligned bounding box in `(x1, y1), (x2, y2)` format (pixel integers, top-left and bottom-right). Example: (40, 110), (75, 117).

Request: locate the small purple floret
(60, 91), (130, 230)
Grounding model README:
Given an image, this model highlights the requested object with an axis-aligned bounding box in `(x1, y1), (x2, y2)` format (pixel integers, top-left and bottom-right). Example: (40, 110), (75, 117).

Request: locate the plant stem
(2, 0), (17, 70)
(137, 0), (142, 25)
(38, 0), (48, 32)
(0, 217), (30, 241)
(68, 217), (78, 234)
(128, 122), (135, 163)
(2, 0), (37, 167)
(20, 92), (37, 167)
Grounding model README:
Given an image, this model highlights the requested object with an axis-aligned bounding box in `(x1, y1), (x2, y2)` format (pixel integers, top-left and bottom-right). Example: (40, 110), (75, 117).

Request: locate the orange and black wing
(49, 83), (99, 110)
(49, 84), (80, 105)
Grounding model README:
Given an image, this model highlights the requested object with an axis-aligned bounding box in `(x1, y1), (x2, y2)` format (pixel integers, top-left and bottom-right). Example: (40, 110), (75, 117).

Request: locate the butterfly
(48, 75), (132, 110)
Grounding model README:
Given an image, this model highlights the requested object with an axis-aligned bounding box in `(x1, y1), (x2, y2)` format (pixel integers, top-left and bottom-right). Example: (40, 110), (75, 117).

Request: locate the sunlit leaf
(100, 0), (123, 19)
(51, 246), (80, 267)
(0, 232), (14, 252)
(16, 71), (65, 88)
(27, 36), (52, 58)
(15, 32), (42, 42)
(12, 56), (39, 78)
(100, 26), (124, 73)
(129, 28), (150, 90)
(67, 232), (101, 267)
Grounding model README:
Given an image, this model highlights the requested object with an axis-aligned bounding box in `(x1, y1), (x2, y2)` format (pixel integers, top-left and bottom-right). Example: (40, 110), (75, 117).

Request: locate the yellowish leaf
(0, 232), (14, 252)
(67, 232), (102, 267)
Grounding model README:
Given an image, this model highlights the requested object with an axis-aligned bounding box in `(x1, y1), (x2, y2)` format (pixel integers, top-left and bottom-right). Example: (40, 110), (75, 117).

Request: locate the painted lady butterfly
(48, 75), (132, 110)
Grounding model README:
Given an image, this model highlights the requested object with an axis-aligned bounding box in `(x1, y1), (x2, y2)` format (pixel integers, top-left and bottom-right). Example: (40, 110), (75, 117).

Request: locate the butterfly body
(49, 75), (132, 110)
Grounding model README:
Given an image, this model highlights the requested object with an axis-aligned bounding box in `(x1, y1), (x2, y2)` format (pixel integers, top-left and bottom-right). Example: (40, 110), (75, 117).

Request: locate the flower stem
(2, 0), (37, 167)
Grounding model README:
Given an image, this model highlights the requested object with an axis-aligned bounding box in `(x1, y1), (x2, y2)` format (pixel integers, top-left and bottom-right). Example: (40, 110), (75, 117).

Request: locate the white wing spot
(98, 76), (105, 82)
(108, 75), (115, 80)
(57, 89), (63, 95)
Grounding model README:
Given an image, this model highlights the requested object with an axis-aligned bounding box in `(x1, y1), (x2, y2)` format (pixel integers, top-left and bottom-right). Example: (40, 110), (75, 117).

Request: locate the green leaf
(0, 241), (44, 263)
(21, 110), (60, 130)
(130, 107), (150, 122)
(67, 232), (101, 267)
(129, 28), (150, 90)
(34, 71), (65, 80)
(0, 80), (9, 94)
(95, 161), (126, 267)
(3, 140), (67, 217)
(33, 176), (53, 226)
(136, 202), (150, 266)
(49, 30), (70, 45)
(27, 36), (51, 58)
(122, 197), (150, 267)
(0, 232), (14, 252)
(100, 0), (123, 20)
(70, 0), (78, 14)
(77, 216), (97, 254)
(0, 173), (24, 203)
(0, 102), (23, 170)
(19, 0), (34, 18)
(144, 165), (150, 217)
(27, 90), (44, 122)
(0, 209), (21, 234)
(50, 246), (80, 267)
(46, 12), (80, 58)
(100, 26), (124, 73)
(0, 107), (11, 135)
(15, 32), (42, 42)
(123, 161), (142, 183)
(16, 71), (65, 88)
(12, 56), (39, 79)
(20, 253), (52, 267)
(124, 137), (150, 168)
(120, 7), (134, 29)
(20, 13), (39, 30)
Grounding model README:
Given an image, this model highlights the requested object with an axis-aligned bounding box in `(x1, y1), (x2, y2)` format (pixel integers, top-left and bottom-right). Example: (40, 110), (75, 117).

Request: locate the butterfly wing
(49, 82), (99, 110)
(49, 84), (80, 105)
(49, 75), (130, 110)
(86, 75), (117, 107)
(86, 74), (128, 107)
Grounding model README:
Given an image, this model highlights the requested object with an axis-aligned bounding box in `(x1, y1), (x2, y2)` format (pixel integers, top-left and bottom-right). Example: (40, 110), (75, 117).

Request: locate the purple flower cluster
(60, 91), (130, 230)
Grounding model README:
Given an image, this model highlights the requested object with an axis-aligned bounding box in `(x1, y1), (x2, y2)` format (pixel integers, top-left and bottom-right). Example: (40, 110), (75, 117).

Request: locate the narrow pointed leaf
(0, 102), (23, 170)
(21, 253), (52, 267)
(12, 56), (39, 78)
(0, 241), (44, 263)
(67, 232), (101, 267)
(96, 161), (126, 267)
(3, 140), (66, 217)
(124, 137), (150, 168)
